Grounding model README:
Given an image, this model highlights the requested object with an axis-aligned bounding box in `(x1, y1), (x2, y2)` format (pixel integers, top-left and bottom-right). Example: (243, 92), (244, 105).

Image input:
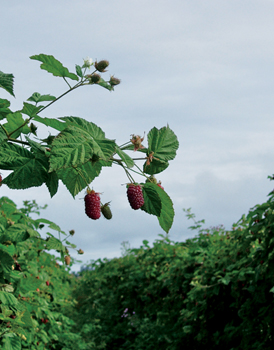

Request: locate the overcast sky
(1, 1), (274, 271)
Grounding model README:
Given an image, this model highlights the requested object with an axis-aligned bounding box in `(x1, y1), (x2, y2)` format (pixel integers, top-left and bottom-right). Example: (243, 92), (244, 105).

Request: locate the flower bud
(83, 57), (93, 68)
(130, 134), (145, 151)
(87, 73), (101, 84)
(146, 175), (157, 184)
(69, 229), (75, 236)
(95, 60), (109, 72)
(78, 249), (84, 255)
(109, 76), (121, 86)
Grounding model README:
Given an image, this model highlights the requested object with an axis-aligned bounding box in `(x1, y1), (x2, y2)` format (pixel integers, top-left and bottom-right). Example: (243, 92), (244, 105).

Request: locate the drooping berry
(127, 184), (144, 210)
(64, 255), (71, 265)
(46, 281), (50, 286)
(101, 202), (112, 220)
(84, 190), (101, 220)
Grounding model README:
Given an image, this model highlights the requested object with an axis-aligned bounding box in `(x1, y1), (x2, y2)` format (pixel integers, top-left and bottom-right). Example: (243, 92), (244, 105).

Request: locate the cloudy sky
(1, 1), (274, 271)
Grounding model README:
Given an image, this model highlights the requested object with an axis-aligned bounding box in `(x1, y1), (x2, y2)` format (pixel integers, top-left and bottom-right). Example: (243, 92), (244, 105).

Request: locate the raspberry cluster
(85, 190), (101, 220)
(127, 184), (144, 210)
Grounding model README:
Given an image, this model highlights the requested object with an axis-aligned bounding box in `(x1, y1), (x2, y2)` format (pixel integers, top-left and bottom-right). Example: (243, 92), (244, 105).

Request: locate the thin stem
(118, 141), (131, 149)
(0, 124), (9, 137)
(63, 77), (72, 89)
(8, 118), (30, 138)
(8, 138), (30, 146)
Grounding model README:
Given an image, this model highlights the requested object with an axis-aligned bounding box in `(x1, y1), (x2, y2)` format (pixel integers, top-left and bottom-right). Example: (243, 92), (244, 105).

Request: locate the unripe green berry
(101, 202), (112, 220)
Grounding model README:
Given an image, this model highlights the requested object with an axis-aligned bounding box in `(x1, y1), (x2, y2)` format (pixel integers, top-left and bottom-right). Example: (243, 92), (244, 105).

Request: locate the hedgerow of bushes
(0, 196), (86, 349)
(72, 190), (274, 350)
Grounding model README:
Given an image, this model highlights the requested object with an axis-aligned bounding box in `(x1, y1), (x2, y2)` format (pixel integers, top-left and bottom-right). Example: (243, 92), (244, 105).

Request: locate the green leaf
(30, 54), (79, 81)
(153, 185), (174, 233)
(143, 158), (169, 175)
(33, 115), (67, 131)
(0, 71), (15, 97)
(49, 117), (116, 172)
(19, 276), (41, 294)
(45, 236), (64, 251)
(46, 171), (59, 197)
(2, 333), (21, 350)
(27, 92), (56, 103)
(115, 147), (134, 168)
(0, 243), (15, 256)
(0, 249), (14, 273)
(21, 102), (42, 117)
(147, 125), (179, 162)
(76, 64), (83, 78)
(0, 291), (19, 306)
(98, 78), (114, 91)
(140, 183), (162, 216)
(0, 143), (49, 190)
(0, 128), (8, 142)
(57, 160), (102, 197)
(0, 98), (12, 120)
(4, 224), (30, 243)
(3, 112), (30, 138)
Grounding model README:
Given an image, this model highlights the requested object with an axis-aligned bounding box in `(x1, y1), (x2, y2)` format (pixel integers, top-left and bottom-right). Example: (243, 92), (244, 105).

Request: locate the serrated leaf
(152, 185), (174, 233)
(49, 118), (116, 172)
(0, 98), (12, 120)
(27, 92), (56, 103)
(143, 158), (169, 175)
(0, 249), (14, 273)
(0, 71), (15, 97)
(4, 224), (30, 243)
(21, 102), (42, 117)
(0, 142), (49, 190)
(3, 112), (30, 138)
(76, 64), (83, 77)
(30, 54), (78, 81)
(147, 125), (179, 162)
(57, 160), (102, 197)
(115, 147), (134, 168)
(33, 115), (67, 131)
(45, 236), (64, 251)
(141, 183), (162, 216)
(46, 171), (59, 197)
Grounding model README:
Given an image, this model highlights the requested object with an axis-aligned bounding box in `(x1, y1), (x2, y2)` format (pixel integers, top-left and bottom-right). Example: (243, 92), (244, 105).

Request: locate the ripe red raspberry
(127, 184), (144, 210)
(85, 190), (101, 220)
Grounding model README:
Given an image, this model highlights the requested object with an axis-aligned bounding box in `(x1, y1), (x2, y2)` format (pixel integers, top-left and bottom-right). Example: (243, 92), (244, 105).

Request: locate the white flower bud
(83, 57), (93, 68)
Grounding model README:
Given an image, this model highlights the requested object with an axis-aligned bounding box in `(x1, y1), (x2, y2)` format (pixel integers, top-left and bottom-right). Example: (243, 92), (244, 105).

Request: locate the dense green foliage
(0, 197), (86, 349)
(72, 190), (274, 350)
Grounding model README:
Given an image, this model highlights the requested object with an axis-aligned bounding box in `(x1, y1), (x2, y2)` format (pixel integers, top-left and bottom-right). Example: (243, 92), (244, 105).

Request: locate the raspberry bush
(0, 53), (179, 233)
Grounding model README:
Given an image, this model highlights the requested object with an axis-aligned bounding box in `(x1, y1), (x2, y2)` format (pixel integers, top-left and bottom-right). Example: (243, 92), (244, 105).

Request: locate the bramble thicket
(0, 55), (274, 349)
